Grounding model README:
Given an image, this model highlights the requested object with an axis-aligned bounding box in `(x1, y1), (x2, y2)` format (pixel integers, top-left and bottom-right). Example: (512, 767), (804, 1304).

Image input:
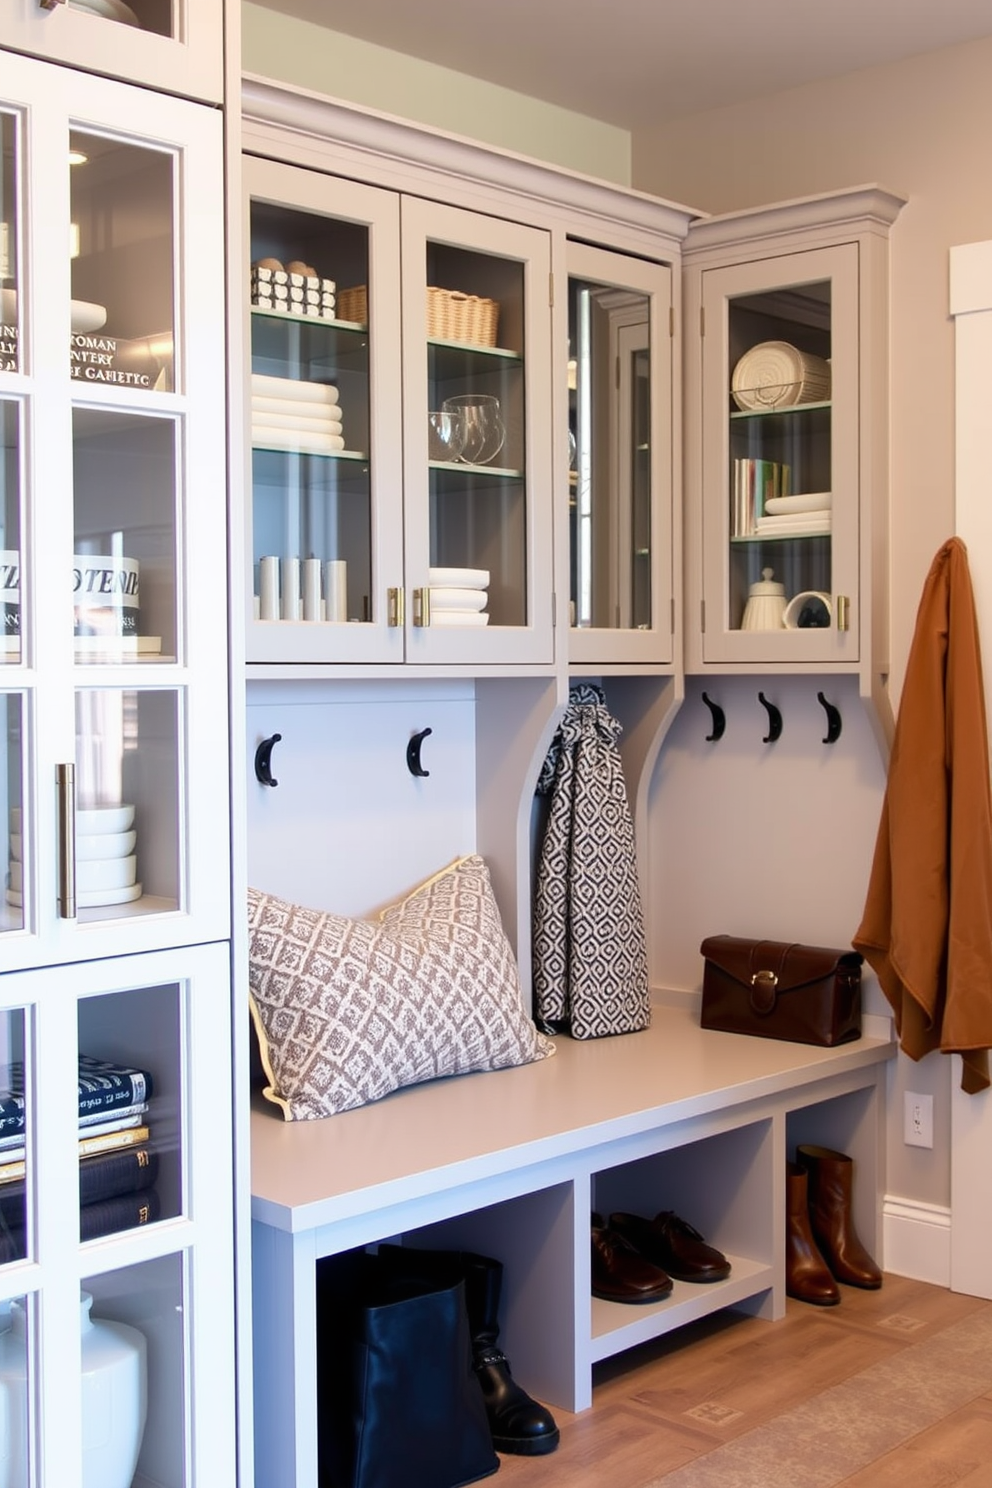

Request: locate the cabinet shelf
(250, 442), (368, 463)
(251, 306), (367, 336)
(730, 399), (831, 421)
(428, 338), (523, 369)
(429, 460), (524, 480)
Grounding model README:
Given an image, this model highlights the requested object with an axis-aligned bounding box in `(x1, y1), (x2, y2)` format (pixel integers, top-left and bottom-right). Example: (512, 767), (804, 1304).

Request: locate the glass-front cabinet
(1, 0), (223, 107)
(244, 156), (554, 669)
(2, 54), (230, 972)
(0, 46), (236, 1488)
(0, 944), (236, 1487)
(566, 241), (675, 668)
(683, 189), (904, 679)
(699, 245), (858, 665)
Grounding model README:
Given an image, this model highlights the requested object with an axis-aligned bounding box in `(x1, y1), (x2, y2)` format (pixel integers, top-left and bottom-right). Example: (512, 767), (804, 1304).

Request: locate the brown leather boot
(796, 1144), (882, 1289)
(786, 1162), (840, 1305)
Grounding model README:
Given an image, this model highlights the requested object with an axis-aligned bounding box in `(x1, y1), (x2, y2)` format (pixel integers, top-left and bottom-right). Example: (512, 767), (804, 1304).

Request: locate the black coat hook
(701, 692), (726, 742)
(817, 692), (842, 744)
(255, 733), (282, 787)
(407, 727), (432, 778)
(758, 692), (782, 744)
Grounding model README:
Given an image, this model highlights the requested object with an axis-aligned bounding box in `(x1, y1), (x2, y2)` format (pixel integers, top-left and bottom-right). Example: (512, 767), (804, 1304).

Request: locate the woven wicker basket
(426, 286), (499, 347)
(337, 285), (368, 324)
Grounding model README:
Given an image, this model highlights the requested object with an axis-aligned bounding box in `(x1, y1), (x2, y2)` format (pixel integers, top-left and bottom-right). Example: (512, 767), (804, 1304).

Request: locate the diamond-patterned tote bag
(532, 684), (650, 1039)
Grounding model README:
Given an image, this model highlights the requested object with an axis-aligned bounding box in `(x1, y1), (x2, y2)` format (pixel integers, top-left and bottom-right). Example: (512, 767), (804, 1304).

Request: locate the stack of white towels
(251, 373), (346, 454)
(428, 567), (490, 627)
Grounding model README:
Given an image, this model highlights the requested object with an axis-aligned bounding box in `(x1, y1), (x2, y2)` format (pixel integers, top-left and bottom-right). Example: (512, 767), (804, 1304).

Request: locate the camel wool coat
(854, 537), (992, 1093)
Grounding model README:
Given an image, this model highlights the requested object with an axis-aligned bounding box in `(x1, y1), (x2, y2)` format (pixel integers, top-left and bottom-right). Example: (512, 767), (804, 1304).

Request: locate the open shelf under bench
(250, 998), (894, 1488)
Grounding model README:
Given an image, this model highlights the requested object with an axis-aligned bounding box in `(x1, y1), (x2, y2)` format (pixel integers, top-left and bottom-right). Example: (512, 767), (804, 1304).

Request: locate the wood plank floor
(495, 1275), (992, 1486)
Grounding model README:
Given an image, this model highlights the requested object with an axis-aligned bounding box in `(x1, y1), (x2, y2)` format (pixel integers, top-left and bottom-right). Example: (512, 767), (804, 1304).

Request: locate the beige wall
(242, 3), (631, 185)
(636, 36), (992, 1213)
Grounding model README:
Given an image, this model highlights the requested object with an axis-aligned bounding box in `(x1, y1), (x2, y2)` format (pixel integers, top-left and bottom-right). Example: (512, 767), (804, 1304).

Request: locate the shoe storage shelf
(250, 998), (893, 1488)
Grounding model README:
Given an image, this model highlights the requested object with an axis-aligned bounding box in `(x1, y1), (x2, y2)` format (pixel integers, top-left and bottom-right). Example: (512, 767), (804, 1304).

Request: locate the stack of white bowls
(7, 805), (141, 909)
(427, 567), (490, 627)
(75, 806), (141, 907)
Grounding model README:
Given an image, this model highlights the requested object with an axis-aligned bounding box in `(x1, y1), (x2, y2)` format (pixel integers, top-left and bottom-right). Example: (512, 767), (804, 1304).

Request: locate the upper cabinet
(566, 241), (677, 671)
(1, 0), (224, 105)
(1, 52), (231, 972)
(682, 188), (905, 716)
(243, 154), (554, 670)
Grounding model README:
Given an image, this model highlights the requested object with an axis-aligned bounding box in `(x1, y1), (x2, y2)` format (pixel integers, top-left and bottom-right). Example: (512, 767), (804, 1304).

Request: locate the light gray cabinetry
(682, 187), (904, 746)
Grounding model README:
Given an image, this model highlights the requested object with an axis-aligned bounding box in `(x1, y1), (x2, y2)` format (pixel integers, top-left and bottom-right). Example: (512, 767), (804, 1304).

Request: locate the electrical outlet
(904, 1091), (934, 1149)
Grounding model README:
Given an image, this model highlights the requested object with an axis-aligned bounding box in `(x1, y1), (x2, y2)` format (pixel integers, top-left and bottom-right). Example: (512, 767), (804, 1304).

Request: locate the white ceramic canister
(0, 1293), (147, 1488)
(740, 567), (787, 631)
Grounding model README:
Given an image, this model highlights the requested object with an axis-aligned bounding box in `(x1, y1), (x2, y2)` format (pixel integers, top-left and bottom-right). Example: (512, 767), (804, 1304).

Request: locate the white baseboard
(883, 1195), (951, 1287)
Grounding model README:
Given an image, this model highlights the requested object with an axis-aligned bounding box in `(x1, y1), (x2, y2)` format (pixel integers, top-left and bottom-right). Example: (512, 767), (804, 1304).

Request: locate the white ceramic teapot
(741, 568), (787, 631)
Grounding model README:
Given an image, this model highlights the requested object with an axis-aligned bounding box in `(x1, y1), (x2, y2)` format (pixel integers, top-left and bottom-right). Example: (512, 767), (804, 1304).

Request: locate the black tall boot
(459, 1252), (560, 1457)
(376, 1245), (560, 1456)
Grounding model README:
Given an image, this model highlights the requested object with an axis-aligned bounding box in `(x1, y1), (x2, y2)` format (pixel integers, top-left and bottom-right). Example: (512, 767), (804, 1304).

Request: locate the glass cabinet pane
(1, 403), (22, 667)
(69, 129), (175, 395)
(0, 1292), (35, 1485)
(250, 202), (372, 626)
(83, 1253), (186, 1488)
(72, 409), (177, 663)
(78, 982), (180, 1239)
(69, 0), (175, 41)
(425, 243), (526, 628)
(568, 277), (653, 631)
(1, 109), (21, 376)
(0, 1010), (28, 1263)
(74, 688), (180, 920)
(727, 281), (833, 633)
(2, 694), (24, 933)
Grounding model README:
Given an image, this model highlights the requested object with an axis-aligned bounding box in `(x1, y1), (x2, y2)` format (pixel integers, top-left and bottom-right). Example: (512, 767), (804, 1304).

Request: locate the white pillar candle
(324, 559), (347, 622)
(281, 557), (301, 621)
(259, 556), (280, 620)
(302, 559), (322, 621)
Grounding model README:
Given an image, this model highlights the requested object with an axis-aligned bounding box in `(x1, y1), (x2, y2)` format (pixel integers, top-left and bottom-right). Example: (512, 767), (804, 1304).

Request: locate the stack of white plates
(251, 374), (348, 456)
(731, 341), (831, 411)
(428, 567), (490, 627)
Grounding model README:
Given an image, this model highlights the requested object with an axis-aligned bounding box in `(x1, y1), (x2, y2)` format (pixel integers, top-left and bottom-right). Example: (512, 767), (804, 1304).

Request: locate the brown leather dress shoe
(591, 1214), (673, 1303)
(609, 1211), (732, 1283)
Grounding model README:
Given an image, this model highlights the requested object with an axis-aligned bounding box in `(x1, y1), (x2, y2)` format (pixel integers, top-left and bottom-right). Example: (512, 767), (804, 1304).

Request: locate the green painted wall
(242, 3), (631, 185)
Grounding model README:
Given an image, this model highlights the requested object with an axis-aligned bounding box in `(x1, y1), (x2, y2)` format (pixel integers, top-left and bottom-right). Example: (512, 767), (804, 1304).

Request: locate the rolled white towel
(252, 426), (346, 454)
(428, 586), (488, 613)
(252, 406), (344, 436)
(251, 373), (340, 405)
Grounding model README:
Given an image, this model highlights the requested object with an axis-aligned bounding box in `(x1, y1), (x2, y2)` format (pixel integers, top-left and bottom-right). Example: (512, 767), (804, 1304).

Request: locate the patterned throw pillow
(248, 856), (555, 1120)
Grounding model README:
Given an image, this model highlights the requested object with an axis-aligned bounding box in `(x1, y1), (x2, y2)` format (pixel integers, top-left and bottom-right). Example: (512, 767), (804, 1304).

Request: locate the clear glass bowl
(427, 410), (467, 463)
(442, 394), (505, 465)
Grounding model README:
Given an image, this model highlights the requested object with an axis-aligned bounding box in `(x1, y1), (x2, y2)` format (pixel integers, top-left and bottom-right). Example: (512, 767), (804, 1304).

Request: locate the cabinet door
(566, 242), (675, 667)
(1, 0), (223, 106)
(0, 942), (237, 1487)
(699, 245), (860, 665)
(400, 197), (554, 666)
(244, 157), (405, 666)
(1, 55), (230, 971)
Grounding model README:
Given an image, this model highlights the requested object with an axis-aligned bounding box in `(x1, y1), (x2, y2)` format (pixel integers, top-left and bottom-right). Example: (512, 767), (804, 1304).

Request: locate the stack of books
(0, 1054), (160, 1260)
(732, 458), (791, 537)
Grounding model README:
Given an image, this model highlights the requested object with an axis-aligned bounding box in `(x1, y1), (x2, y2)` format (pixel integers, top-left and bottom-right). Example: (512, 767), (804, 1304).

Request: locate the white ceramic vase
(0, 1293), (147, 1488)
